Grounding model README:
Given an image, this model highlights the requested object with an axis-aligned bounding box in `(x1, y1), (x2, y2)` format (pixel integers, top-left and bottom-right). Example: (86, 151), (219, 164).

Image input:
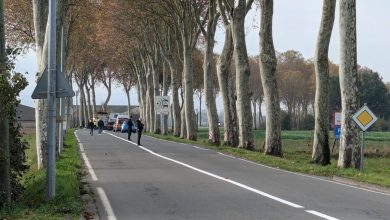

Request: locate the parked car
(105, 118), (116, 131)
(113, 115), (129, 132)
(121, 121), (129, 133)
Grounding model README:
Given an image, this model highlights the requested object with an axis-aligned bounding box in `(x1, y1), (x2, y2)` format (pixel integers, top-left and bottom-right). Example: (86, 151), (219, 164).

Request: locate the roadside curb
(332, 176), (390, 195)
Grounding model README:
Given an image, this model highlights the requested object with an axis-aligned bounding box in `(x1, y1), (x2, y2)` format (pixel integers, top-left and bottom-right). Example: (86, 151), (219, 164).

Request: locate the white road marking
(97, 187), (117, 220)
(81, 153), (98, 181)
(105, 132), (304, 208)
(218, 152), (236, 159)
(227, 153), (390, 196)
(144, 132), (390, 196)
(193, 145), (208, 150)
(79, 143), (85, 152)
(305, 210), (340, 220)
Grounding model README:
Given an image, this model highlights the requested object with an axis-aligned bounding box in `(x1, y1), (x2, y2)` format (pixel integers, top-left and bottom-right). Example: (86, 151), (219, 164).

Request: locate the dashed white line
(305, 210), (340, 220)
(105, 132), (304, 208)
(81, 153), (98, 181)
(97, 187), (117, 220)
(193, 145), (208, 150)
(218, 152), (236, 159)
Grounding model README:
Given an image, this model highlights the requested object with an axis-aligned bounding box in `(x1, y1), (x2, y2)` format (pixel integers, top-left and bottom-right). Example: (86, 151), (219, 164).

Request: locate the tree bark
(231, 0), (254, 149)
(258, 98), (263, 128)
(164, 56), (181, 136)
(102, 70), (112, 111)
(146, 62), (155, 133)
(253, 100), (257, 130)
(151, 53), (161, 134)
(85, 82), (92, 120)
(312, 0), (336, 165)
(33, 0), (49, 170)
(89, 75), (96, 114)
(162, 61), (169, 135)
(0, 0), (10, 205)
(183, 46), (197, 140)
(338, 0), (360, 169)
(203, 0), (220, 144)
(216, 25), (239, 147)
(259, 0), (282, 156)
(180, 81), (187, 139)
(125, 84), (131, 116)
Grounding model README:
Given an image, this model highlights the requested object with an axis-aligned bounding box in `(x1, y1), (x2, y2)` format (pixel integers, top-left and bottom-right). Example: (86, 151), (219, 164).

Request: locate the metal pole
(47, 0), (57, 199)
(360, 131), (365, 172)
(59, 25), (65, 153)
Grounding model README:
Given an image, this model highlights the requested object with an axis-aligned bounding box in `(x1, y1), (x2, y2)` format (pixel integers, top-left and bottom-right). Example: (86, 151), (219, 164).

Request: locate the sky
(16, 0), (390, 109)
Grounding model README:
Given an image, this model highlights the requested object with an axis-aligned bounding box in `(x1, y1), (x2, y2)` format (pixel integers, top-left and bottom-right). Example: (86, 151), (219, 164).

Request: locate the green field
(148, 129), (390, 188)
(0, 129), (83, 219)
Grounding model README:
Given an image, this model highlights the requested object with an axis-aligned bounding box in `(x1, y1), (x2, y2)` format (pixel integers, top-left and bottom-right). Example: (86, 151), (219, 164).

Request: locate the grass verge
(0, 129), (83, 219)
(146, 129), (390, 188)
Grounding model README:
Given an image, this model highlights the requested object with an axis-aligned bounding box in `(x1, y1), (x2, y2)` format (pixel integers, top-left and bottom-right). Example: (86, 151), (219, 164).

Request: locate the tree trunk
(198, 93), (202, 127)
(203, 0), (220, 144)
(125, 86), (131, 116)
(85, 83), (92, 120)
(258, 98), (263, 128)
(162, 61), (169, 135)
(183, 46), (197, 140)
(80, 85), (87, 125)
(338, 0), (360, 169)
(231, 0), (254, 149)
(0, 0), (10, 204)
(102, 71), (112, 111)
(33, 0), (49, 170)
(146, 66), (155, 132)
(217, 25), (239, 147)
(152, 59), (160, 134)
(312, 0), (336, 165)
(259, 0), (282, 156)
(166, 59), (181, 136)
(253, 100), (257, 130)
(180, 83), (187, 139)
(90, 77), (96, 114)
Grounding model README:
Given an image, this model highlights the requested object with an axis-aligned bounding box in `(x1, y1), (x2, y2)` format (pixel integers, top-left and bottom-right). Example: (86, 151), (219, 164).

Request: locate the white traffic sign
(155, 96), (170, 114)
(352, 105), (377, 131)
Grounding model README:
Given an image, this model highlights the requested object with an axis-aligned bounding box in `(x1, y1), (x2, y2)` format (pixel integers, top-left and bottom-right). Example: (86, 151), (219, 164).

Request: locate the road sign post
(352, 103), (377, 172)
(155, 96), (170, 114)
(31, 0), (74, 200)
(155, 96), (170, 133)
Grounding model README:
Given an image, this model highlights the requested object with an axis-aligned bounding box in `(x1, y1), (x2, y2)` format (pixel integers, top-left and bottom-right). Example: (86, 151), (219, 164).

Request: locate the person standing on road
(97, 119), (104, 134)
(89, 119), (94, 136)
(136, 118), (144, 146)
(127, 116), (134, 140)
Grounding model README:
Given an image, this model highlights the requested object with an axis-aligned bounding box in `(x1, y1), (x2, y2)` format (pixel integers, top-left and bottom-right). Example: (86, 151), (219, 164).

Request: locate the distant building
(16, 104), (35, 134)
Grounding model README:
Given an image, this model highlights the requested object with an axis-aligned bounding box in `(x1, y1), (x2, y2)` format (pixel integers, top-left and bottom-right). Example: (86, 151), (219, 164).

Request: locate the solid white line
(97, 187), (117, 220)
(305, 210), (339, 220)
(79, 143), (85, 152)
(81, 153), (98, 181)
(114, 132), (390, 196)
(232, 156), (390, 196)
(105, 132), (303, 209)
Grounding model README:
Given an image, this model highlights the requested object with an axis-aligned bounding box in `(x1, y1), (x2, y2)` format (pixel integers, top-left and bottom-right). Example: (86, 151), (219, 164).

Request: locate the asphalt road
(75, 129), (390, 220)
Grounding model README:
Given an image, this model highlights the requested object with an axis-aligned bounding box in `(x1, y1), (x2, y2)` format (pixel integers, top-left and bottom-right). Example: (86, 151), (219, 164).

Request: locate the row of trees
(3, 1), (381, 200)
(0, 0), (29, 207)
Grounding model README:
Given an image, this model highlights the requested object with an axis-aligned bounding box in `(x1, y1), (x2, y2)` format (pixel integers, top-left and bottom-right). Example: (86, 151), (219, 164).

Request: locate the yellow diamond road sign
(352, 105), (377, 131)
